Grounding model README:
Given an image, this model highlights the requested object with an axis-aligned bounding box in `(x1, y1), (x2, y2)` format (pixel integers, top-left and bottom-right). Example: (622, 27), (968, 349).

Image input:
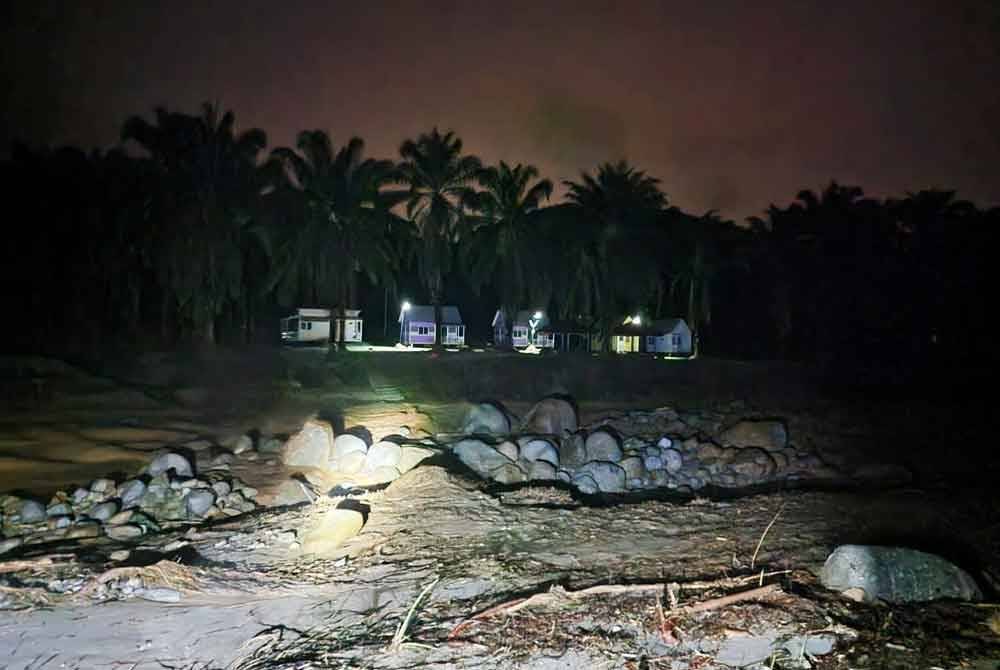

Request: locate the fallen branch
(751, 503), (785, 570)
(448, 583), (664, 640)
(389, 576), (439, 652)
(674, 583), (783, 614)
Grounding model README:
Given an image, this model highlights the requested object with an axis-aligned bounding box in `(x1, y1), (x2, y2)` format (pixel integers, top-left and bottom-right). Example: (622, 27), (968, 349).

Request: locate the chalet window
(672, 334), (681, 346)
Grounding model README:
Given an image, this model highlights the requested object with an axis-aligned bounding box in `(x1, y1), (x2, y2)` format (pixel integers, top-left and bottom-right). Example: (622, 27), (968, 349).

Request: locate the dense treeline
(3, 103), (998, 366)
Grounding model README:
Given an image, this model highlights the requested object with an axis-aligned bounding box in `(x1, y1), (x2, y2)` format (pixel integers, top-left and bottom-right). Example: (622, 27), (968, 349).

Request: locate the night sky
(3, 0), (999, 218)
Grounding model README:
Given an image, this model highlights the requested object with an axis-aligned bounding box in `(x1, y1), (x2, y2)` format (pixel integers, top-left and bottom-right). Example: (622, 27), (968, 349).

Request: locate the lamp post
(529, 310), (543, 345)
(399, 301), (411, 345)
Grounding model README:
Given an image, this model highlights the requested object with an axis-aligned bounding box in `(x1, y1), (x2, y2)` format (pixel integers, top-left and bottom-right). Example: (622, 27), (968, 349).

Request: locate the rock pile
(0, 451), (259, 555)
(450, 397), (843, 494)
(277, 418), (435, 496)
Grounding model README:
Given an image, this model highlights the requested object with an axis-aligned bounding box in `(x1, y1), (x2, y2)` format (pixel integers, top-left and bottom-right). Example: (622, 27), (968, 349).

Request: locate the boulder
(19, 499), (46, 524)
(331, 434), (368, 460)
(518, 438), (559, 466)
(719, 420), (788, 452)
(572, 473), (599, 495)
(118, 479), (147, 508)
(184, 489), (216, 518)
(89, 501), (119, 522)
(496, 441), (519, 461)
(106, 524), (145, 541)
(356, 465), (401, 486)
(46, 502), (73, 517)
(619, 456), (646, 480)
(643, 455), (664, 471)
(521, 396), (578, 437)
(282, 419), (335, 469)
(334, 449), (366, 474)
(258, 437), (284, 453)
(107, 510), (134, 525)
(660, 448), (684, 473)
(67, 521), (102, 539)
(231, 434), (254, 454)
(821, 545), (982, 603)
(273, 479), (313, 506)
(364, 442), (403, 470)
(302, 508), (365, 555)
(584, 429), (623, 463)
(90, 478), (117, 494)
(398, 446), (435, 473)
(148, 453), (194, 479)
(727, 448), (777, 481)
(576, 461), (627, 493)
(528, 460), (558, 480)
(0, 537), (24, 555)
(490, 462), (527, 484)
(211, 481), (231, 497)
(453, 438), (513, 477)
(462, 401), (513, 436)
(47, 515), (73, 530)
(558, 434), (588, 468)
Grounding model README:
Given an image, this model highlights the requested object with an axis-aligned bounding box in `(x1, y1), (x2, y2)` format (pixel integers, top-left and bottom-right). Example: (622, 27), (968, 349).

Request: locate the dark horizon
(3, 0), (1000, 218)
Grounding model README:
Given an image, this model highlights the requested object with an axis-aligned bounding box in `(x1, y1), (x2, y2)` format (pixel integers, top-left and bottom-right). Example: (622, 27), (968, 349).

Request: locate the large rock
(398, 446), (434, 473)
(331, 434), (368, 461)
(282, 419), (335, 469)
(521, 396), (578, 437)
(517, 438), (559, 466)
(364, 442), (403, 470)
(727, 448), (777, 481)
(335, 450), (366, 474)
(273, 479), (313, 506)
(821, 545), (982, 603)
(89, 501), (119, 522)
(559, 434), (588, 468)
(302, 507), (365, 555)
(19, 499), (46, 524)
(462, 401), (513, 436)
(453, 439), (512, 477)
(528, 460), (558, 480)
(184, 489), (216, 518)
(231, 434), (254, 455)
(118, 479), (147, 508)
(576, 461), (627, 493)
(148, 453), (194, 478)
(496, 441), (519, 461)
(619, 456), (646, 480)
(584, 429), (623, 463)
(720, 420), (788, 452)
(660, 448), (684, 473)
(490, 462), (527, 484)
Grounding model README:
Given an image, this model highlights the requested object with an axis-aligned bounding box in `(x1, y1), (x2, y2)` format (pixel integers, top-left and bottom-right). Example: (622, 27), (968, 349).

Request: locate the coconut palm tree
(462, 161), (553, 335)
(562, 161), (667, 348)
(121, 103), (268, 344)
(266, 131), (408, 316)
(398, 128), (482, 343)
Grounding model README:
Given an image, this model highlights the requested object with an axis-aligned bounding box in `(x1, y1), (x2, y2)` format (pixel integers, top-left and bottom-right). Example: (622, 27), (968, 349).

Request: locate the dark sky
(3, 0), (999, 218)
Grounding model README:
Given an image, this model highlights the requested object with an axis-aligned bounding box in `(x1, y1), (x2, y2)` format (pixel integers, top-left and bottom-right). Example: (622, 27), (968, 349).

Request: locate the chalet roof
(612, 318), (689, 336)
(403, 305), (463, 325)
(651, 318), (686, 334)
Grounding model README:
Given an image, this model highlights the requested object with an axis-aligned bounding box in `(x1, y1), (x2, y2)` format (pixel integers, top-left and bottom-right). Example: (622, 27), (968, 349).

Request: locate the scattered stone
(462, 401), (513, 436)
(720, 419), (788, 451)
(282, 419), (335, 469)
(109, 549), (131, 561)
(821, 544), (982, 603)
(19, 500), (46, 524)
(89, 501), (119, 522)
(106, 524), (145, 541)
(0, 537), (24, 554)
(584, 429), (623, 463)
(453, 438), (513, 476)
(185, 489), (216, 518)
(521, 396), (578, 437)
(137, 587), (181, 603)
(364, 441), (403, 470)
(231, 434), (254, 454)
(657, 436), (673, 449)
(576, 461), (627, 493)
(148, 453), (194, 479)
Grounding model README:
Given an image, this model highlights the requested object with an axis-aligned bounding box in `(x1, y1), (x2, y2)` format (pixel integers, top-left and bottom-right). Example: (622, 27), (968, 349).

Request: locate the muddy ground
(1, 349), (999, 669)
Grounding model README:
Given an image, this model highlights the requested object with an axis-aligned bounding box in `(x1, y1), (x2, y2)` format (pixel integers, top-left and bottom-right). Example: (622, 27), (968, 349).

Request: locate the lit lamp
(529, 310), (544, 344)
(399, 301), (411, 345)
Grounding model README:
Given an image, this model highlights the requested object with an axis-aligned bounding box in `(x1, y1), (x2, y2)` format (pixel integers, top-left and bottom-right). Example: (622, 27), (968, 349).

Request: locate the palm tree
(563, 161), (667, 348)
(122, 103), (268, 345)
(463, 161), (553, 337)
(398, 128), (482, 344)
(266, 131), (408, 319)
